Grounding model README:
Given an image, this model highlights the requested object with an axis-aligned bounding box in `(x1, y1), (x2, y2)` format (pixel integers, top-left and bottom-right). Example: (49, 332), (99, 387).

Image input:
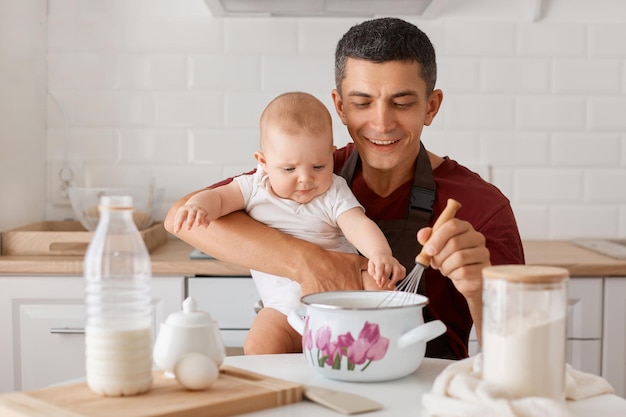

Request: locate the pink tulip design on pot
(310, 321), (389, 372)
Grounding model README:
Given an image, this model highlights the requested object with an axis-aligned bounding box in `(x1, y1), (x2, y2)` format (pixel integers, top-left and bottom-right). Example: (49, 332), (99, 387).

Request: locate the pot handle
(397, 320), (446, 350)
(287, 307), (307, 335)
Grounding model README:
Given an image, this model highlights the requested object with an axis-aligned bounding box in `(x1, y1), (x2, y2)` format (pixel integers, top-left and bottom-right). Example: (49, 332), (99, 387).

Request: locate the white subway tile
(118, 53), (190, 90)
(225, 18), (298, 54)
(47, 0), (77, 16)
(190, 129), (258, 165)
(191, 55), (260, 91)
(588, 97), (626, 131)
(443, 95), (515, 130)
(48, 53), (117, 89)
(512, 205), (550, 240)
(437, 57), (480, 93)
(422, 131), (480, 162)
(154, 91), (222, 127)
(46, 127), (118, 161)
(551, 132), (621, 167)
(515, 169), (583, 203)
(550, 205), (618, 239)
(517, 96), (586, 130)
(118, 128), (188, 163)
(115, 54), (151, 90)
(444, 21), (516, 56)
(298, 18), (360, 55)
(261, 55), (334, 91)
(518, 22), (587, 57)
(480, 58), (550, 93)
(69, 91), (155, 127)
(224, 92), (277, 128)
(152, 164), (224, 201)
(147, 54), (188, 90)
(46, 91), (74, 128)
(47, 16), (80, 51)
(51, 16), (128, 52)
(490, 168), (515, 200)
(589, 23), (626, 57)
(147, 0), (211, 17)
(125, 18), (223, 53)
(553, 59), (621, 94)
(585, 170), (626, 203)
(481, 132), (549, 166)
(83, 162), (161, 188)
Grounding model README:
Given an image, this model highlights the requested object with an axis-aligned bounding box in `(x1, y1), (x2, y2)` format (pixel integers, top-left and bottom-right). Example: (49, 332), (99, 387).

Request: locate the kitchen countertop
(1, 238), (626, 277)
(0, 238), (249, 276)
(223, 354), (626, 417)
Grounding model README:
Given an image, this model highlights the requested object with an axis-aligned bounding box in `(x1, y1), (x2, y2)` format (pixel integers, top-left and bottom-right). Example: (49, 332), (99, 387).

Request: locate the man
(164, 17), (525, 359)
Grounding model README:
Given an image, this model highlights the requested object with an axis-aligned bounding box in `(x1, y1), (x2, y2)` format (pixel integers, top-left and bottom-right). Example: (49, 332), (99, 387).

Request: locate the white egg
(174, 352), (219, 390)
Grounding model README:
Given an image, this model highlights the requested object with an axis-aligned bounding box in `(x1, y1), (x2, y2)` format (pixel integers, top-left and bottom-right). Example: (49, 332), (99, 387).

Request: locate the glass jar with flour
(482, 265), (569, 400)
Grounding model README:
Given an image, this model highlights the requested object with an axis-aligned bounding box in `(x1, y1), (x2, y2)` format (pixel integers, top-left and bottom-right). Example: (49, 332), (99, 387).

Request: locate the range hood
(204, 0), (434, 17)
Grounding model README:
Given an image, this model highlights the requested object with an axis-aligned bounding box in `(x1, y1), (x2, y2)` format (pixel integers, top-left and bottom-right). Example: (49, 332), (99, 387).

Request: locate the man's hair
(334, 17), (437, 94)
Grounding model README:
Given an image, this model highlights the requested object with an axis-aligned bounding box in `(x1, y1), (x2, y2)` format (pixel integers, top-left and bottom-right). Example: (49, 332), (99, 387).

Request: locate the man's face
(332, 59), (441, 175)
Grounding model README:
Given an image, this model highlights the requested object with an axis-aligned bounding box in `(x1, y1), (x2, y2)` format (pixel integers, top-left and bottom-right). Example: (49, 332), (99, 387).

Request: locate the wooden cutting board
(0, 366), (303, 417)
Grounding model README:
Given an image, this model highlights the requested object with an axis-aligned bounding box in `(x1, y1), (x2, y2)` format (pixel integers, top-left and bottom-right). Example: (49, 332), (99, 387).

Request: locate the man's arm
(164, 193), (368, 295)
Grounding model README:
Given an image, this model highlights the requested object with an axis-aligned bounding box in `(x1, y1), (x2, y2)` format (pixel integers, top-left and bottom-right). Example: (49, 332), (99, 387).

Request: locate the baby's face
(261, 129), (335, 204)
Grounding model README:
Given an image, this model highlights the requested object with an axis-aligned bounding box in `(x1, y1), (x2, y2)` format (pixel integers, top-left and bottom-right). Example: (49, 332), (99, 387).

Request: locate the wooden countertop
(523, 240), (626, 277)
(0, 239), (250, 276)
(1, 238), (625, 277)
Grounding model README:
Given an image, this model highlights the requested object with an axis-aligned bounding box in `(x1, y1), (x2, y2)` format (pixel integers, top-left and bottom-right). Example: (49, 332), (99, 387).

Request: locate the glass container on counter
(482, 265), (569, 400)
(83, 195), (153, 396)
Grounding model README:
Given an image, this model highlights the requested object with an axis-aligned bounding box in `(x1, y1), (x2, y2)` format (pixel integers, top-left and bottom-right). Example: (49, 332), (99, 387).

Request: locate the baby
(174, 92), (405, 354)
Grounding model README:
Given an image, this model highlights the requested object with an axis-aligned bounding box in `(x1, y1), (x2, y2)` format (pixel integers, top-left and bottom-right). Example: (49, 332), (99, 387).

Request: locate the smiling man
(164, 17), (525, 360)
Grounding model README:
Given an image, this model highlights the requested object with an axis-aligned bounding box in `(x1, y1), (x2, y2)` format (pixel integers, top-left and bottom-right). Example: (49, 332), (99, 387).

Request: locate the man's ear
(331, 89), (347, 125)
(254, 151), (266, 167)
(424, 89), (443, 126)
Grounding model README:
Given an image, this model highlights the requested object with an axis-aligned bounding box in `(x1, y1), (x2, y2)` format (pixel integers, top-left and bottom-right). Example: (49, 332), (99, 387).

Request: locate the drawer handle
(50, 327), (85, 334)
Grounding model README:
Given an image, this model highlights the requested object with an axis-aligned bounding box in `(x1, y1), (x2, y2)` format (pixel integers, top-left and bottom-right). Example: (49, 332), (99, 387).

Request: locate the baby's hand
(173, 204), (210, 233)
(367, 254), (406, 289)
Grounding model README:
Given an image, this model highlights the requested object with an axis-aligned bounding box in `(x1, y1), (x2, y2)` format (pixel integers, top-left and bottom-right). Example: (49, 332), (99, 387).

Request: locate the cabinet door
(18, 302), (86, 391)
(0, 276), (184, 393)
(567, 278), (603, 339)
(603, 278), (626, 397)
(567, 339), (602, 376)
(187, 277), (259, 348)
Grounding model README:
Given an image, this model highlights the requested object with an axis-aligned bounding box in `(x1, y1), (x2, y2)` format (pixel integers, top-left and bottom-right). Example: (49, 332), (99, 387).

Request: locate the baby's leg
(243, 308), (302, 355)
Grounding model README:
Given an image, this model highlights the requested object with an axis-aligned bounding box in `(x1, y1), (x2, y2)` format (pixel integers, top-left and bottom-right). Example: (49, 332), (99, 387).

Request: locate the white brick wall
(38, 0), (626, 240)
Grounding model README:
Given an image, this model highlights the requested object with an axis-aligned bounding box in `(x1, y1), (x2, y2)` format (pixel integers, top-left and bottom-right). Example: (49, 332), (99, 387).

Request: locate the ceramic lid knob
(165, 296), (214, 327)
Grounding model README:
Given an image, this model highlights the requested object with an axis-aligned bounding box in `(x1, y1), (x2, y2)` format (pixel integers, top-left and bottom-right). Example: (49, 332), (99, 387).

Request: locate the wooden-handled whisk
(378, 198), (462, 307)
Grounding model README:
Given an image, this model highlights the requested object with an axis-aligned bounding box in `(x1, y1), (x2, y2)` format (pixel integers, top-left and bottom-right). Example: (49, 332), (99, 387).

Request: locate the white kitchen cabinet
(0, 275), (184, 393)
(603, 277), (626, 398)
(565, 278), (603, 375)
(187, 276), (259, 352)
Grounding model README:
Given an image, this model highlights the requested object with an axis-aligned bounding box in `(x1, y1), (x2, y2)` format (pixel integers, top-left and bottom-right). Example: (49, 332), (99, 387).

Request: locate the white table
(224, 354), (626, 417)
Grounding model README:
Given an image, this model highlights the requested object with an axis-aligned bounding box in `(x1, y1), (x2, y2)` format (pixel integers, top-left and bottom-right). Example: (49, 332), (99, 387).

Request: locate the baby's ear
(254, 151), (266, 166)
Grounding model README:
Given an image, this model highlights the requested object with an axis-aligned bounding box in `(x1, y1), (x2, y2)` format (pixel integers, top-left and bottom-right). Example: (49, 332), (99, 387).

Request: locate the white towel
(422, 354), (614, 417)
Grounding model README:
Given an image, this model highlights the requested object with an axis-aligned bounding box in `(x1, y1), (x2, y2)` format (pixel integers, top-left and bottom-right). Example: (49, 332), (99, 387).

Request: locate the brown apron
(339, 143), (458, 359)
(338, 142), (436, 280)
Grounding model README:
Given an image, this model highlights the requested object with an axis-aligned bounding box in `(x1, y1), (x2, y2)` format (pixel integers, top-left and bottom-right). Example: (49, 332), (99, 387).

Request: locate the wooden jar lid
(483, 265), (569, 283)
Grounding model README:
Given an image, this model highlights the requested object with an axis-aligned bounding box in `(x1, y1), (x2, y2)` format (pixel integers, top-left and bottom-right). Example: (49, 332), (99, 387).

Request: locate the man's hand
(417, 218), (490, 299)
(417, 218), (490, 344)
(296, 249), (368, 295)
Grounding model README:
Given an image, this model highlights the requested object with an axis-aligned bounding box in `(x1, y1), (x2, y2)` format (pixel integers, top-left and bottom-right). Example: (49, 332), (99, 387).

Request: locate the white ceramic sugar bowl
(153, 296), (225, 374)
